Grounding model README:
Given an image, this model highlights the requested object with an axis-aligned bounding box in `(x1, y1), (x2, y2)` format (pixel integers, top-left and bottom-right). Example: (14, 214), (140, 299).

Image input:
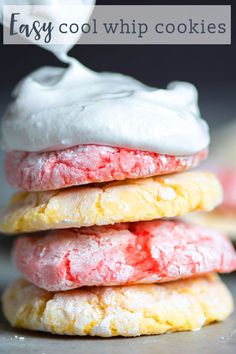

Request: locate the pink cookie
(217, 168), (236, 211)
(13, 220), (236, 291)
(5, 145), (207, 191)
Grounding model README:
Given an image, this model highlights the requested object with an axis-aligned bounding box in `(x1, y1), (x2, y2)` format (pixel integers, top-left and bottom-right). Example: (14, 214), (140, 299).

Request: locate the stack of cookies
(1, 140), (236, 337)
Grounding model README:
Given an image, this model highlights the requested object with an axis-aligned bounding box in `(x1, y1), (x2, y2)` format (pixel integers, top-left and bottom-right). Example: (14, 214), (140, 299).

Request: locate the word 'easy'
(10, 13), (54, 43)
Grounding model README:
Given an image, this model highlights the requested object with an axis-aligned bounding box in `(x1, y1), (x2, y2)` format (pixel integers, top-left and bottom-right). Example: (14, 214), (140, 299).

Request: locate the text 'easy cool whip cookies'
(1, 0), (236, 338)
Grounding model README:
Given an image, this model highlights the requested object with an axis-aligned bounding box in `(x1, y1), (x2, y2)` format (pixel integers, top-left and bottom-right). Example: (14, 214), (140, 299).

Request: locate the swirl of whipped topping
(1, 58), (209, 155)
(0, 0), (95, 59)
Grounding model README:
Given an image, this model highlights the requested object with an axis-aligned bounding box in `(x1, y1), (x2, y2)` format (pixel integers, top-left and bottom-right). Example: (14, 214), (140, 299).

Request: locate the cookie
(217, 168), (236, 211)
(186, 211), (236, 241)
(13, 220), (236, 291)
(184, 168), (236, 241)
(0, 172), (223, 234)
(5, 145), (207, 191)
(2, 275), (233, 337)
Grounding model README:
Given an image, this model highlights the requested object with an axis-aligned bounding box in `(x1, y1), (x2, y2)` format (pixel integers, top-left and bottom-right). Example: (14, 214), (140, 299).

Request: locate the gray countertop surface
(0, 240), (236, 354)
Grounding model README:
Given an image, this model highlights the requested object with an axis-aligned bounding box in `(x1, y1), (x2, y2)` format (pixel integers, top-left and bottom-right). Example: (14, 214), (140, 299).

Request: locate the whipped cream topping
(1, 59), (209, 155)
(0, 0), (209, 155)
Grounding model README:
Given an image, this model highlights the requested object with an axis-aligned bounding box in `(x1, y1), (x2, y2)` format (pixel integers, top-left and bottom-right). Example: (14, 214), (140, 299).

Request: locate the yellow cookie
(2, 275), (233, 337)
(185, 210), (236, 241)
(0, 171), (222, 234)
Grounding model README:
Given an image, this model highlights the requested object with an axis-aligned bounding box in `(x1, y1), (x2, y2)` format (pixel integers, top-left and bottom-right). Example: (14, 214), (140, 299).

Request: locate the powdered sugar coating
(13, 220), (236, 291)
(0, 172), (222, 234)
(3, 275), (233, 336)
(5, 145), (207, 191)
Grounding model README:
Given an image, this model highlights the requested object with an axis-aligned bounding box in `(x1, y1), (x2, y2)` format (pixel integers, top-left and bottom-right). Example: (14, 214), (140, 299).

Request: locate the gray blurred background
(0, 0), (236, 207)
